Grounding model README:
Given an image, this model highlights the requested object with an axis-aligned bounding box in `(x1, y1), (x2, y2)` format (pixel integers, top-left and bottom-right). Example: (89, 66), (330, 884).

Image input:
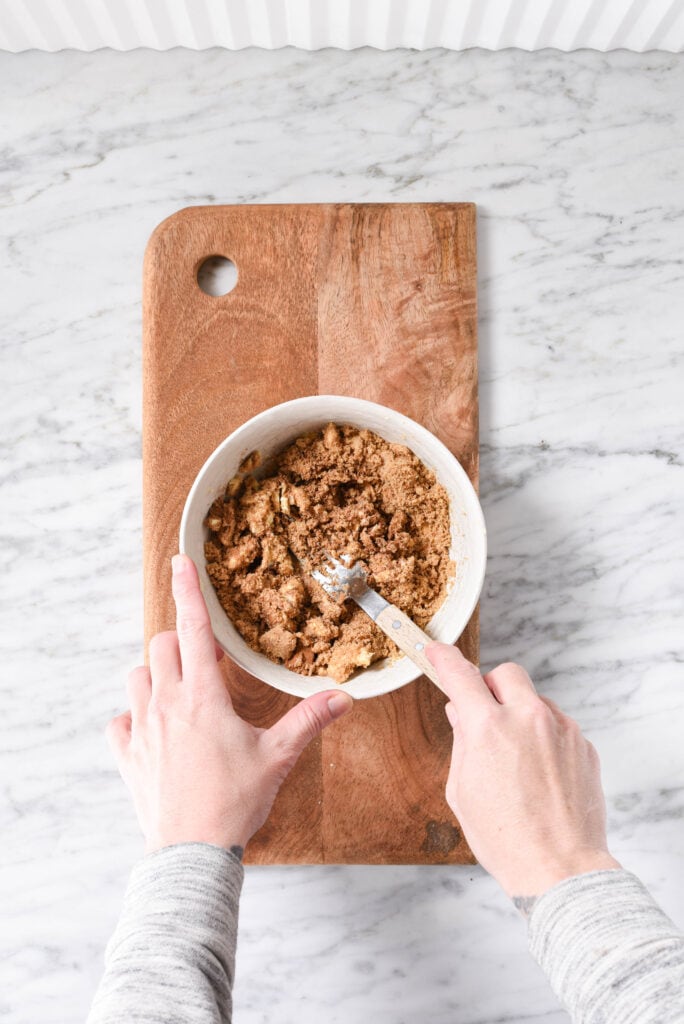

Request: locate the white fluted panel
(633, 0), (684, 47)
(1, 0), (682, 50)
(284, 0), (321, 49)
(402, 0), (441, 49)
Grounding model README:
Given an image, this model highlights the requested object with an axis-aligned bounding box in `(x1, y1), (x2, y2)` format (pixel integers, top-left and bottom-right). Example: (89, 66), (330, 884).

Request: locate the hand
(426, 643), (620, 909)
(107, 554), (354, 853)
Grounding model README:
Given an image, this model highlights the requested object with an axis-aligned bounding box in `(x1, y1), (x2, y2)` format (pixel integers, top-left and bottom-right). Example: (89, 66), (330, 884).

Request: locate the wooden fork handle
(375, 604), (450, 697)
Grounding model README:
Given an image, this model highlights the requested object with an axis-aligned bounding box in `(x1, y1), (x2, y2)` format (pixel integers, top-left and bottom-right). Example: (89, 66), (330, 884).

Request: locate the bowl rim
(179, 395), (487, 698)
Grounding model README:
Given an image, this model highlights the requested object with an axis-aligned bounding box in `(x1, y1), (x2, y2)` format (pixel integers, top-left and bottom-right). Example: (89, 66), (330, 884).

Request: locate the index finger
(171, 554), (225, 691)
(426, 643), (499, 721)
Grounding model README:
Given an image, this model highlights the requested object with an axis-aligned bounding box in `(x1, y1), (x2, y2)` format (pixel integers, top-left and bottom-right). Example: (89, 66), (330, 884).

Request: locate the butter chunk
(259, 625), (297, 662)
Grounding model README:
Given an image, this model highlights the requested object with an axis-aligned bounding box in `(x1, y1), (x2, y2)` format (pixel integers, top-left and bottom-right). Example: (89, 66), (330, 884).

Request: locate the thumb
(266, 689), (354, 767)
(445, 701), (459, 730)
(105, 711), (132, 779)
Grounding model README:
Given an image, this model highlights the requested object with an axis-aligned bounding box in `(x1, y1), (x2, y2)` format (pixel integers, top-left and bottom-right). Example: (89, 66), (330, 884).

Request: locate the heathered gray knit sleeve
(87, 843), (243, 1024)
(528, 868), (684, 1024)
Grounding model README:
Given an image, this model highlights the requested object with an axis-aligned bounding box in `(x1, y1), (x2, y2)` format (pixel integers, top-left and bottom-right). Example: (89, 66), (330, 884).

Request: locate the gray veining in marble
(1, 46), (683, 1024)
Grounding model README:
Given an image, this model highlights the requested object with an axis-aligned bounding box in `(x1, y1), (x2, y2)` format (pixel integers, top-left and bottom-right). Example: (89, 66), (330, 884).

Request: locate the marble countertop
(2, 46), (683, 1024)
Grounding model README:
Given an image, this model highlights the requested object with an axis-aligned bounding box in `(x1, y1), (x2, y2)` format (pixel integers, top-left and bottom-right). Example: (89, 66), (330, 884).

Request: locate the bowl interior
(179, 396), (486, 699)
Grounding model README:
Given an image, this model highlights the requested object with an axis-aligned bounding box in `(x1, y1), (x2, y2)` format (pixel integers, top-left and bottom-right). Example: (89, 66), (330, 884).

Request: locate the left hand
(107, 554), (354, 853)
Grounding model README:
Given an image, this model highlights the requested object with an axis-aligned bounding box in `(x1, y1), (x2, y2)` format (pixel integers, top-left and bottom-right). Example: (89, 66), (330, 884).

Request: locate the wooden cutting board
(143, 202), (478, 864)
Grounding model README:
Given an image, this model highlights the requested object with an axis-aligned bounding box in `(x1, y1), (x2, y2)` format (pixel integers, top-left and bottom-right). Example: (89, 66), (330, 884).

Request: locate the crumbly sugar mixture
(204, 423), (454, 683)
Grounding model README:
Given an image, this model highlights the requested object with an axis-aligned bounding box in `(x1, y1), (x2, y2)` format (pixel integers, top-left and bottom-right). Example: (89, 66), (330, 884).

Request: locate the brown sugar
(204, 423), (454, 683)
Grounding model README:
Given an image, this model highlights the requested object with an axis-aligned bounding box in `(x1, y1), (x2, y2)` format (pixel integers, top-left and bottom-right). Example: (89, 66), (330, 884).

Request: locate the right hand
(426, 643), (620, 909)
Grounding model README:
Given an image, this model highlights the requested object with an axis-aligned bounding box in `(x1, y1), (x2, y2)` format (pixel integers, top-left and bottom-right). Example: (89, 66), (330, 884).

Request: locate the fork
(311, 552), (449, 695)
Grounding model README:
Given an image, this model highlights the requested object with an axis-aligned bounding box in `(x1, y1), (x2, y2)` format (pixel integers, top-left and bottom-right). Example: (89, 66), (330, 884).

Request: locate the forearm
(528, 868), (684, 1024)
(87, 843), (244, 1024)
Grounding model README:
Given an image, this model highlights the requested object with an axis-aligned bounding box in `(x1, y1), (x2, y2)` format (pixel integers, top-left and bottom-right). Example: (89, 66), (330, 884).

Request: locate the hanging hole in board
(197, 255), (238, 297)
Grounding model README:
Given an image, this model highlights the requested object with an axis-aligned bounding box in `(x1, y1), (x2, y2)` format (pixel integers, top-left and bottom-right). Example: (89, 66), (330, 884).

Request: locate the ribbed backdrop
(0, 0), (683, 51)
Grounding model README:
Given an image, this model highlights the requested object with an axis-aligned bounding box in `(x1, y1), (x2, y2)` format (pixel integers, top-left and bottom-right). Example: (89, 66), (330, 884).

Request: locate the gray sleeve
(528, 868), (684, 1024)
(87, 842), (244, 1024)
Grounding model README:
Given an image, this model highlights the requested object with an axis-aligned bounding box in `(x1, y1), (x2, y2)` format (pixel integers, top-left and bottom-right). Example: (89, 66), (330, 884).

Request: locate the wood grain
(143, 203), (478, 864)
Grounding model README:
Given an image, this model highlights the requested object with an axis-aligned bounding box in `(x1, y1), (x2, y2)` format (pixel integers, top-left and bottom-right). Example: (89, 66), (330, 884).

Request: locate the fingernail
(426, 642), (452, 663)
(427, 643), (467, 665)
(172, 554), (185, 577)
(327, 692), (354, 718)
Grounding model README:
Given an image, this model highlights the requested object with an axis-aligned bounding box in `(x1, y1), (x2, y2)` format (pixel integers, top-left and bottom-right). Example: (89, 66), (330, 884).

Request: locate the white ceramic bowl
(179, 396), (486, 700)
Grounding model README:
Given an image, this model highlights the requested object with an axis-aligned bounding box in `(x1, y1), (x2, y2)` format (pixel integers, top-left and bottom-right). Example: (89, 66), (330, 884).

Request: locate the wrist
(538, 848), (622, 893)
(144, 838), (245, 860)
(505, 848), (622, 908)
(145, 824), (252, 856)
